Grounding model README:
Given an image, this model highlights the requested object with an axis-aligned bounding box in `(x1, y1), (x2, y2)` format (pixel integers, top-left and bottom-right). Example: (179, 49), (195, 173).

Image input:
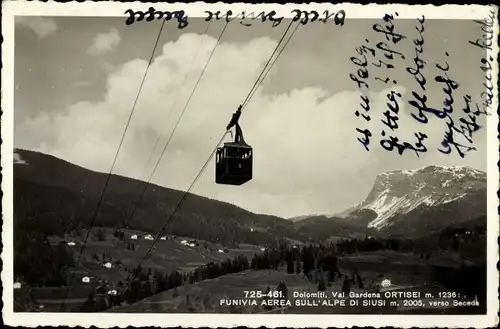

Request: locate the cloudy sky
(14, 16), (489, 218)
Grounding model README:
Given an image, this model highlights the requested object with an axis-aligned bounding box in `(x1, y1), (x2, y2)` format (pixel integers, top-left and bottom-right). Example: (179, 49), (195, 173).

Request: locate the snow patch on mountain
(14, 152), (28, 165)
(342, 165), (486, 229)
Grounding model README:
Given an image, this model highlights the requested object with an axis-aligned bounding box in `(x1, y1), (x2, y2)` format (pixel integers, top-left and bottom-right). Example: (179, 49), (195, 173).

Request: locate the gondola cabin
(215, 141), (252, 185)
(216, 107), (253, 185)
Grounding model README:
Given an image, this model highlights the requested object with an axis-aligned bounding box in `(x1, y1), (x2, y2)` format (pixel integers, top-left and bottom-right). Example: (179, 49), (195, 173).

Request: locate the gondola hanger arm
(226, 105), (242, 131)
(225, 105), (246, 144)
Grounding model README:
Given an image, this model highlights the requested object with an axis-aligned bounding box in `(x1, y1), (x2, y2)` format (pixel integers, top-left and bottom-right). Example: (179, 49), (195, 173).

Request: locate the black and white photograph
(2, 2), (499, 328)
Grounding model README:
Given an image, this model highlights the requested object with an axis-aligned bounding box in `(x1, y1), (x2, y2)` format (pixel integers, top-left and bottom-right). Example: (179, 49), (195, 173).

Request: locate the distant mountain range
(14, 149), (487, 243)
(296, 165), (487, 238)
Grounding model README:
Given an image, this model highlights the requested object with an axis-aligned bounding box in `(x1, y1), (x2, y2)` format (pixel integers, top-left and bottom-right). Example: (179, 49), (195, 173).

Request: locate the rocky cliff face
(341, 165), (487, 230)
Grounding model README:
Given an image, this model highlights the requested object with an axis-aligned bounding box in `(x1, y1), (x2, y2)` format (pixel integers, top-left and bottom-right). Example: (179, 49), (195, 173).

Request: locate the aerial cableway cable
(118, 20), (298, 298)
(121, 20), (215, 229)
(121, 21), (228, 230)
(240, 19), (295, 111)
(59, 19), (167, 311)
(119, 131), (230, 297)
(130, 20), (213, 192)
(242, 21), (301, 111)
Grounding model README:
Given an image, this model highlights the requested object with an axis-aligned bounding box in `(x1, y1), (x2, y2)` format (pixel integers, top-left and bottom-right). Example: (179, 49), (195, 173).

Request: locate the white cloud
(17, 33), (487, 218)
(16, 17), (58, 38)
(87, 28), (121, 56)
(74, 81), (90, 88)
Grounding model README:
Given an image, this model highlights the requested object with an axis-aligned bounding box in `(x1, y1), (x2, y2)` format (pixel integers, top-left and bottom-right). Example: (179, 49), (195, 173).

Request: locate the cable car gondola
(216, 106), (253, 185)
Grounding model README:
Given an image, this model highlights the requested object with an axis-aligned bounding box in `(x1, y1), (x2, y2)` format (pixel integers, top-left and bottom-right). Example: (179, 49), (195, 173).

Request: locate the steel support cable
(118, 131), (230, 297)
(121, 20), (214, 229)
(131, 21), (214, 188)
(60, 19), (168, 310)
(118, 20), (300, 301)
(129, 17), (211, 204)
(240, 19), (295, 110)
(242, 21), (301, 111)
(121, 21), (229, 230)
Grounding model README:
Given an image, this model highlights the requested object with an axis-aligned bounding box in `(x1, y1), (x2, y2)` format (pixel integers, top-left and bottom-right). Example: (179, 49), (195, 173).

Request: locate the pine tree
(277, 281), (288, 301)
(342, 276), (351, 295)
(97, 229), (105, 241)
(295, 257), (301, 274)
(286, 259), (294, 274)
(302, 247), (314, 279)
(317, 272), (326, 291)
(356, 273), (363, 289)
(328, 268), (336, 282)
(251, 255), (258, 269)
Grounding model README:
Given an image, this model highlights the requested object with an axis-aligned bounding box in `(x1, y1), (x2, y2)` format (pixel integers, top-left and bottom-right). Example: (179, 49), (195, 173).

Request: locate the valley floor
(110, 258), (484, 314)
(16, 230), (486, 315)
(17, 228), (263, 312)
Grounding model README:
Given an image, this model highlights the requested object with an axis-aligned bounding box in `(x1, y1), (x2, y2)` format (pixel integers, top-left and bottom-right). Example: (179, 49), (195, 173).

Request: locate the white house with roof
(381, 279), (391, 288)
(144, 234), (154, 240)
(103, 262), (113, 269)
(131, 234), (138, 240)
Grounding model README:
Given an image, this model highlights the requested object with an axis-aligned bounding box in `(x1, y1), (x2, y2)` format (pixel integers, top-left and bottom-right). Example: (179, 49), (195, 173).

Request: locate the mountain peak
(379, 165), (486, 179)
(345, 165), (486, 229)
